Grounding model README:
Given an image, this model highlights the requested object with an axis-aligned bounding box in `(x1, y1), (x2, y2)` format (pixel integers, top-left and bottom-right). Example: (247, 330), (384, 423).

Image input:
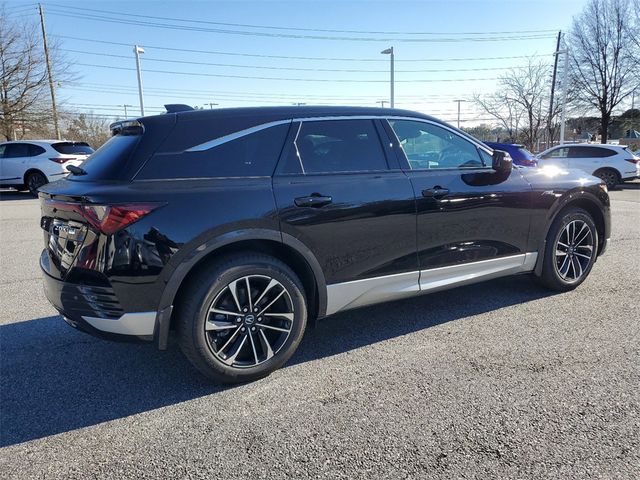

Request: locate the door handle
(294, 194), (333, 208)
(422, 187), (449, 199)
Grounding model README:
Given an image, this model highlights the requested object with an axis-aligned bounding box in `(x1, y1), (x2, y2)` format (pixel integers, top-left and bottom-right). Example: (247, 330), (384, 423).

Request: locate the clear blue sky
(5, 0), (596, 124)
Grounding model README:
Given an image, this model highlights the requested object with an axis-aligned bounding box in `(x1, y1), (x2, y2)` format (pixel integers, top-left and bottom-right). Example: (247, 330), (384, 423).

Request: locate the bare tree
(0, 6), (71, 140)
(474, 59), (550, 149)
(63, 112), (111, 149)
(567, 0), (638, 143)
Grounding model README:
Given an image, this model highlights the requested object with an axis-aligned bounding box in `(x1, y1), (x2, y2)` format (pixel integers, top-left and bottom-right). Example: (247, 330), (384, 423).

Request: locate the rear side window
(52, 142), (94, 155)
(568, 146), (616, 158)
(137, 123), (289, 179)
(29, 144), (46, 156)
(282, 119), (388, 174)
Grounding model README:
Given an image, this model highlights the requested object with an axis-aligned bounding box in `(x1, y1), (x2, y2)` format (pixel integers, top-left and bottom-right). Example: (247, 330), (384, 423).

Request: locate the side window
(137, 123), (290, 179)
(389, 120), (483, 169)
(543, 147), (569, 159)
(0, 145), (6, 158)
(573, 146), (615, 158)
(4, 143), (30, 158)
(284, 119), (388, 174)
(29, 144), (46, 156)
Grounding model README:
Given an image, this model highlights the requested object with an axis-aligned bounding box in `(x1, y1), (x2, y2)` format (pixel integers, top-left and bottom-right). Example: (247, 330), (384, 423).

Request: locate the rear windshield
(52, 142), (94, 155)
(70, 135), (139, 181)
(517, 147), (536, 160)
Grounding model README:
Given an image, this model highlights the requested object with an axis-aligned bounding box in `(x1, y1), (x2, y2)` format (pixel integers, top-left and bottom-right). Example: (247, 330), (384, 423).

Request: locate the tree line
(473, 0), (640, 149)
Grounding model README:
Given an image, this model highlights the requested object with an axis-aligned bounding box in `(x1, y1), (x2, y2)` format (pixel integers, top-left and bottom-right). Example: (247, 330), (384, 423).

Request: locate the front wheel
(177, 253), (307, 383)
(536, 208), (598, 291)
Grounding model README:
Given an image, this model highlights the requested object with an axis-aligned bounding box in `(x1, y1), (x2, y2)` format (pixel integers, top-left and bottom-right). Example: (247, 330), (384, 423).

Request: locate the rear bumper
(41, 257), (156, 341)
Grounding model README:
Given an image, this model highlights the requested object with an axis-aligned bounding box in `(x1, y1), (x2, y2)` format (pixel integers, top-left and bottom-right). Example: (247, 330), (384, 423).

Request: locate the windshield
(70, 135), (139, 181)
(517, 147), (536, 160)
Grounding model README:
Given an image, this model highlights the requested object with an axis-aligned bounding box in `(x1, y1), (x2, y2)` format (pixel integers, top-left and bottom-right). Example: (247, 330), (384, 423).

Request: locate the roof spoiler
(164, 104), (194, 113)
(109, 120), (144, 136)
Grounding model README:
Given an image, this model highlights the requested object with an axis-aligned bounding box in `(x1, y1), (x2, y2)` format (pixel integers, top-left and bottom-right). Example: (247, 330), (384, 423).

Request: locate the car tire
(593, 168), (620, 189)
(26, 171), (48, 196)
(177, 253), (308, 383)
(536, 207), (598, 292)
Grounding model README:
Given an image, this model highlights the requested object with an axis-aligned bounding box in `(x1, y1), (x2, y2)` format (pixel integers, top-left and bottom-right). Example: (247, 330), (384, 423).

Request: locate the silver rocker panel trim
(82, 311), (157, 336)
(326, 253), (538, 316)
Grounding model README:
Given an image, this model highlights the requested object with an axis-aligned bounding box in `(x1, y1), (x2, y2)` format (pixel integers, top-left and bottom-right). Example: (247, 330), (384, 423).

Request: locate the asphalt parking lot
(1, 182), (638, 479)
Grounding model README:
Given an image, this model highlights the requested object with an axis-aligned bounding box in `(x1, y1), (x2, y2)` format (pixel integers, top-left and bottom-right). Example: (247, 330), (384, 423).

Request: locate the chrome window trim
(184, 114), (492, 158)
(185, 119), (292, 152)
(325, 252), (538, 316)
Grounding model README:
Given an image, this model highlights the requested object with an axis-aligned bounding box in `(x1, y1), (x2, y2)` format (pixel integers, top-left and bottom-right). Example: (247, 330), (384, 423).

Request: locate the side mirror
(492, 149), (513, 174)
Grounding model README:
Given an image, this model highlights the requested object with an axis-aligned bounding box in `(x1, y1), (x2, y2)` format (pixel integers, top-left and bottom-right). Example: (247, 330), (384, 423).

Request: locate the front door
(0, 143), (30, 185)
(273, 118), (418, 315)
(382, 119), (534, 288)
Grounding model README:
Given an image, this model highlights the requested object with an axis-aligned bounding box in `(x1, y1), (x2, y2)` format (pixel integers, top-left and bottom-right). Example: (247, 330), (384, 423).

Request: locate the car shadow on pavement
(0, 190), (35, 201)
(0, 275), (555, 447)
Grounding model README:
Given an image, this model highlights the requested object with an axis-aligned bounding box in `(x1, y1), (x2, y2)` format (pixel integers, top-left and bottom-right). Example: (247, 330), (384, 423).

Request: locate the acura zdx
(39, 106), (610, 383)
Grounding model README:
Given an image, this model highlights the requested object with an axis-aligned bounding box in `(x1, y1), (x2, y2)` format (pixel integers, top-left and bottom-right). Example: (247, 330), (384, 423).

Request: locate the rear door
(272, 118), (418, 314)
(567, 145), (616, 174)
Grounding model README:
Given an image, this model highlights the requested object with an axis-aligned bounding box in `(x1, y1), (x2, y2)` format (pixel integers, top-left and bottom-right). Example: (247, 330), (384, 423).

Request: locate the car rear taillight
(46, 200), (162, 235)
(624, 158), (640, 165)
(49, 157), (77, 164)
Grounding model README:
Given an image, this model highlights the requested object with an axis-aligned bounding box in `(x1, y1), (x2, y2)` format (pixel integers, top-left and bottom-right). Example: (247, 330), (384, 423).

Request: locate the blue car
(484, 142), (538, 167)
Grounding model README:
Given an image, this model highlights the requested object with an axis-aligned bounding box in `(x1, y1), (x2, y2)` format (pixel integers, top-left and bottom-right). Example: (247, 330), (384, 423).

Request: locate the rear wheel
(26, 171), (47, 196)
(536, 208), (598, 291)
(593, 168), (620, 189)
(177, 253), (307, 383)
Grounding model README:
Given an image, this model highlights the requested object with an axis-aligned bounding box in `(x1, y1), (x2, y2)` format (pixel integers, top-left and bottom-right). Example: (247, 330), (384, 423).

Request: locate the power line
(45, 8), (555, 43)
(46, 3), (556, 36)
(75, 61), (499, 83)
(59, 48), (550, 74)
(55, 35), (553, 63)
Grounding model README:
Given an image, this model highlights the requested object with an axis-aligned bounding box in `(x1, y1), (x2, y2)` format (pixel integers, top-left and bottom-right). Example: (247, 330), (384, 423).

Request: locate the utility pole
(38, 4), (60, 140)
(376, 100), (388, 108)
(133, 45), (145, 116)
(453, 99), (467, 128)
(121, 104), (132, 117)
(207, 102), (219, 109)
(558, 42), (569, 145)
(548, 31), (562, 148)
(381, 47), (394, 108)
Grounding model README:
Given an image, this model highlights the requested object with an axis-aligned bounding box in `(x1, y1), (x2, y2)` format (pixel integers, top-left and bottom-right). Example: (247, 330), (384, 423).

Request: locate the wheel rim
(28, 174), (45, 193)
(597, 171), (616, 187)
(204, 275), (295, 368)
(554, 220), (594, 282)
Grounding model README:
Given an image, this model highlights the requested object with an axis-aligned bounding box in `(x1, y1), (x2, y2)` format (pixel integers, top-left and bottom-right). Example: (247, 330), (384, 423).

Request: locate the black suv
(39, 106), (610, 383)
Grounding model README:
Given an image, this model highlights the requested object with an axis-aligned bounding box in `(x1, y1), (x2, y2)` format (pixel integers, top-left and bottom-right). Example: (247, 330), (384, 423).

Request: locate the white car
(537, 143), (640, 188)
(0, 140), (94, 195)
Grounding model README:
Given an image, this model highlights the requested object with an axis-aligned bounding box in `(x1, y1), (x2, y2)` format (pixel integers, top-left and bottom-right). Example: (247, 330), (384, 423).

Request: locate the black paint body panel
(36, 106), (611, 349)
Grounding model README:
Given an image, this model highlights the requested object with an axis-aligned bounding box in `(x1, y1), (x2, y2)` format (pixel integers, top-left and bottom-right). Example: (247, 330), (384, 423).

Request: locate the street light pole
(558, 46), (569, 145)
(133, 45), (145, 116)
(453, 99), (467, 128)
(207, 102), (219, 109)
(381, 47), (394, 108)
(377, 100), (388, 108)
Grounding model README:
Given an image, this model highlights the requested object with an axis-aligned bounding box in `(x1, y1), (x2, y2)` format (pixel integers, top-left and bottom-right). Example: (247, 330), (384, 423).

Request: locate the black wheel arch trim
(533, 188), (609, 276)
(153, 228), (327, 349)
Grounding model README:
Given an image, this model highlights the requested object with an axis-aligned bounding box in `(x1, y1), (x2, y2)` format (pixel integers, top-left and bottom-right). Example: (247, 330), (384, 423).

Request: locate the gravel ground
(1, 182), (638, 479)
